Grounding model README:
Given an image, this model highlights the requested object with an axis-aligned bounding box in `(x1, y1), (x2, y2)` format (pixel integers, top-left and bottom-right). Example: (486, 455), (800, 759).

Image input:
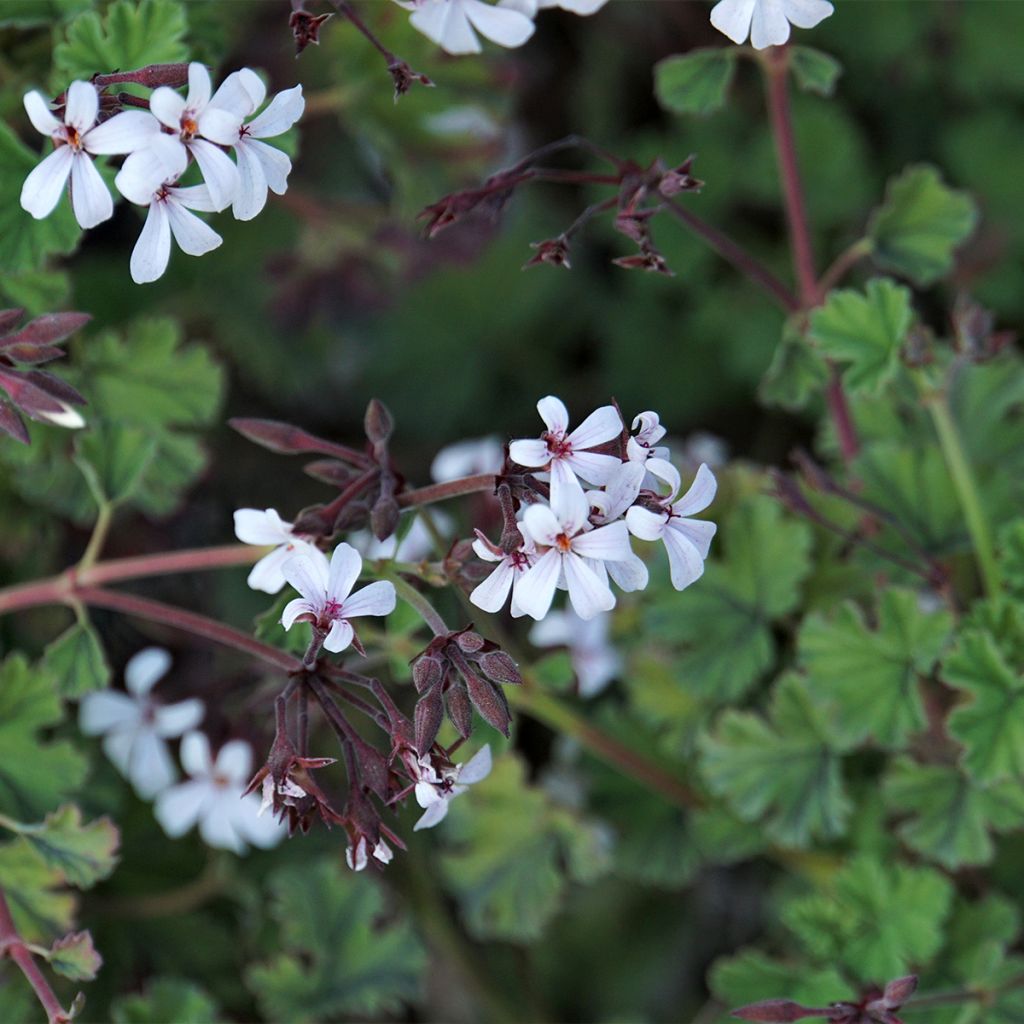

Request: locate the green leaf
(0, 122), (82, 276)
(798, 589), (952, 748)
(944, 629), (1024, 783)
(52, 0), (188, 85)
(46, 930), (101, 982)
(0, 269), (72, 316)
(654, 48), (737, 116)
(642, 494), (813, 701)
(709, 949), (853, 1015)
(760, 323), (829, 411)
(0, 841), (74, 944)
(75, 427), (157, 507)
(883, 758), (1024, 869)
(781, 855), (954, 982)
(699, 674), (851, 847)
(0, 655), (87, 821)
(11, 805), (119, 889)
(868, 165), (979, 286)
(789, 47), (843, 97)
(808, 278), (913, 394)
(247, 858), (426, 1022)
(111, 979), (220, 1024)
(440, 753), (612, 941)
(43, 619), (111, 698)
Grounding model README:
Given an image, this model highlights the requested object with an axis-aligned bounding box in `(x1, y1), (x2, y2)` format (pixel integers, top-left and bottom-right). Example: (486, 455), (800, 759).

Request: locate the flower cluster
(471, 395), (717, 621)
(20, 63), (303, 284)
(79, 649), (285, 853)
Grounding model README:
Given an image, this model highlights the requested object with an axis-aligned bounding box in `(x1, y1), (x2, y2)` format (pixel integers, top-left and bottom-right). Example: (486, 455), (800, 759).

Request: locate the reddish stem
(0, 890), (68, 1024)
(93, 63), (190, 90)
(398, 473), (496, 509)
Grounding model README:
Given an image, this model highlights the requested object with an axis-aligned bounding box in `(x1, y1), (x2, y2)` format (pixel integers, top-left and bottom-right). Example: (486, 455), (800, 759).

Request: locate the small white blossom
(469, 527), (538, 616)
(79, 648), (204, 799)
(233, 508), (321, 594)
(517, 478), (633, 620)
(626, 411), (678, 493)
(530, 609), (621, 697)
(413, 745), (492, 830)
(155, 732), (285, 853)
(396, 0), (535, 55)
(584, 462), (649, 592)
(208, 69), (305, 221)
(281, 543), (397, 653)
(20, 80), (159, 228)
(346, 835), (394, 871)
(430, 436), (504, 483)
(626, 463), (718, 591)
(710, 0), (833, 49)
(509, 395), (623, 493)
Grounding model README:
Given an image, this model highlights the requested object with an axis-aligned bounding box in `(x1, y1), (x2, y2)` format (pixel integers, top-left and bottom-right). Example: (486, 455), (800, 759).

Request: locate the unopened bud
(412, 655), (444, 694)
(414, 686), (445, 754)
(364, 399), (394, 445)
(370, 495), (400, 541)
(455, 630), (485, 653)
(479, 650), (522, 685)
(445, 684), (473, 739)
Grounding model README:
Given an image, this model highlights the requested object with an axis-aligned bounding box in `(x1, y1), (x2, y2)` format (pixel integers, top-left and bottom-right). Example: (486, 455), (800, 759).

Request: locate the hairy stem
(398, 473), (496, 509)
(0, 889), (68, 1024)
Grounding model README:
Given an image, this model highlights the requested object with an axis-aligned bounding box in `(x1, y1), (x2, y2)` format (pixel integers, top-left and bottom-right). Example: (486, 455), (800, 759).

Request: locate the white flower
(626, 411), (678, 493)
(123, 183), (222, 285)
(625, 463), (718, 591)
(120, 62), (243, 210)
(502, 0), (608, 15)
(710, 0), (834, 49)
(584, 462), (649, 593)
(207, 69), (305, 221)
(79, 647), (204, 799)
(530, 610), (621, 697)
(154, 732), (285, 854)
(509, 395), (623, 492)
(281, 543), (397, 653)
(346, 835), (394, 871)
(396, 0), (535, 55)
(469, 527), (538, 616)
(517, 479), (633, 620)
(430, 436), (504, 482)
(413, 745), (492, 830)
(20, 80), (159, 229)
(233, 508), (321, 594)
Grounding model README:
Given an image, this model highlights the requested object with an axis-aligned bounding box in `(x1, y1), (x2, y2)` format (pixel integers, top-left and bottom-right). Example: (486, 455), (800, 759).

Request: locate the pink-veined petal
(750, 0), (791, 49)
(550, 468), (589, 533)
(625, 505), (668, 542)
(470, 560), (516, 613)
(646, 457), (680, 496)
(125, 647), (171, 696)
(668, 517), (717, 561)
(341, 580), (397, 619)
(64, 80), (99, 134)
(149, 86), (187, 131)
(23, 91), (61, 136)
(128, 728), (177, 798)
(280, 597), (316, 631)
(572, 520), (632, 562)
(536, 394), (569, 434)
(563, 552), (615, 619)
(672, 463), (718, 517)
(20, 145), (73, 220)
(458, 745), (492, 784)
(130, 199), (171, 283)
(414, 799), (450, 830)
(327, 542), (363, 603)
(247, 85), (305, 138)
(522, 502), (563, 548)
(246, 546), (293, 594)
(210, 68), (265, 118)
(661, 528), (707, 591)
(709, 0), (757, 43)
(69, 151), (112, 228)
(198, 792), (247, 853)
(155, 779), (210, 837)
(462, 0), (534, 46)
(566, 404), (621, 449)
(166, 197), (222, 257)
(515, 548), (562, 620)
(594, 461), (644, 520)
(84, 109), (161, 155)
(115, 136), (187, 205)
(153, 698), (205, 738)
(607, 552), (649, 592)
(169, 184), (219, 213)
(216, 739), (253, 783)
(508, 437), (549, 468)
(180, 730), (213, 776)
(79, 691), (140, 734)
(323, 618), (354, 653)
(247, 138), (291, 194)
(197, 106), (242, 146)
(188, 139), (238, 211)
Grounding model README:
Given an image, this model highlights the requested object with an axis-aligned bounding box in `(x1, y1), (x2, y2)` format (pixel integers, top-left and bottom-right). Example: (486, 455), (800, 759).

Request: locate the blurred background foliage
(1, 1), (1023, 1022)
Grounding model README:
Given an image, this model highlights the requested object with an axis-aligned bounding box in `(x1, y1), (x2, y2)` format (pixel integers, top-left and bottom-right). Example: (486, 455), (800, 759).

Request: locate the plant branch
(818, 237), (872, 294)
(0, 889), (68, 1024)
(398, 473), (497, 509)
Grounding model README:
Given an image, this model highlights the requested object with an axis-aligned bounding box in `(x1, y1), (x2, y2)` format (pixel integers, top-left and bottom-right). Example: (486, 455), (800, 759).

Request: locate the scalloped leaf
(47, 930), (101, 982)
(12, 805), (119, 889)
(43, 619), (111, 698)
(654, 48), (737, 116)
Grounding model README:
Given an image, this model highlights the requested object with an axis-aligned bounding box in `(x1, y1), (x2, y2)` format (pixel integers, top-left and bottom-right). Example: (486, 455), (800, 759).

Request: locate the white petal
(155, 780), (211, 837)
(414, 799), (450, 830)
(515, 549), (562, 621)
(594, 461), (644, 520)
(410, 0), (481, 54)
(84, 110), (161, 155)
(549, 469), (589, 533)
(125, 647), (172, 695)
(782, 0), (833, 29)
(563, 553), (616, 620)
(130, 201), (172, 284)
(23, 91), (60, 136)
(564, 450), (622, 486)
(750, 0), (792, 49)
(341, 580), (397, 619)
(575, 644), (621, 697)
(508, 438), (550, 468)
(323, 618), (355, 653)
(69, 152), (112, 229)
(154, 698), (205, 738)
(607, 553), (649, 592)
(211, 68), (265, 117)
(215, 739), (253, 783)
(567, 404), (621, 450)
(246, 138), (291, 194)
(235, 795), (286, 848)
(459, 745), (492, 784)
(327, 543), (363, 603)
(234, 508), (293, 544)
(528, 610), (571, 648)
(432, 437), (503, 482)
(169, 184), (219, 213)
(79, 691), (140, 734)
(625, 505), (668, 542)
(64, 80), (99, 133)
(102, 730), (137, 776)
(673, 463), (718, 517)
(232, 140), (269, 222)
(185, 62), (213, 113)
(180, 730), (213, 777)
(115, 135), (188, 204)
(647, 458), (680, 496)
(166, 197), (222, 257)
(197, 106), (242, 146)
(247, 85), (305, 138)
(20, 146), (73, 220)
(709, 0), (757, 43)
(572, 520), (632, 562)
(415, 781), (443, 808)
(549, 0), (607, 11)
(149, 87), (187, 131)
(470, 560), (515, 613)
(463, 0), (535, 46)
(198, 792), (247, 853)
(246, 546), (293, 594)
(37, 402), (85, 430)
(522, 503), (563, 548)
(283, 553), (329, 603)
(662, 529), (707, 591)
(187, 139), (238, 211)
(281, 597), (316, 631)
(128, 728), (177, 799)
(668, 517), (717, 560)
(536, 395), (569, 434)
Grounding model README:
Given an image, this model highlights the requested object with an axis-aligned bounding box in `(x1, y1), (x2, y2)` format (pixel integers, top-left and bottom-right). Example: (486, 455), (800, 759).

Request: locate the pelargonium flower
(20, 80), (159, 228)
(121, 62), (243, 210)
(207, 69), (305, 221)
(584, 462), (649, 593)
(233, 508), (321, 594)
(626, 411), (678, 492)
(79, 647), (204, 799)
(509, 395), (623, 493)
(414, 745), (492, 830)
(119, 182), (221, 285)
(626, 463), (718, 591)
(346, 833), (395, 871)
(469, 527), (538, 616)
(396, 0), (535, 55)
(529, 609), (621, 697)
(281, 543), (397, 653)
(517, 478), (633, 620)
(710, 0), (834, 49)
(154, 731), (285, 854)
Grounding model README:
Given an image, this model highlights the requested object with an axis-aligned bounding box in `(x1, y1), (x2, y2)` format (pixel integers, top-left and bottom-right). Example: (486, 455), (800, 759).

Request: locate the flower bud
(364, 398), (394, 445)
(445, 684), (473, 739)
(370, 494), (400, 542)
(412, 654), (444, 694)
(455, 630), (485, 653)
(479, 650), (522, 686)
(414, 685), (445, 754)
